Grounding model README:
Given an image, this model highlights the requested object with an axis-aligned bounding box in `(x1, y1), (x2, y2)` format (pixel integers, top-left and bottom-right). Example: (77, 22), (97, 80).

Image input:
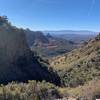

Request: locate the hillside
(26, 31), (77, 58)
(49, 33), (100, 87)
(0, 16), (60, 85)
(0, 16), (99, 100)
(25, 29), (49, 46)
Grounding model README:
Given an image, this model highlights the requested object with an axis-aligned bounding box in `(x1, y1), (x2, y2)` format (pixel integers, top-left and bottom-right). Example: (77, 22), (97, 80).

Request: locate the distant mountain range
(24, 30), (98, 57)
(25, 30), (77, 57)
(43, 30), (98, 43)
(43, 30), (98, 35)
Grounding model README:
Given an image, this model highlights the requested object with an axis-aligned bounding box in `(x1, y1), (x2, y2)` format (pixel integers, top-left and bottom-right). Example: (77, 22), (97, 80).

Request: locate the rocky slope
(25, 29), (49, 46)
(25, 31), (77, 58)
(0, 16), (60, 85)
(49, 33), (100, 87)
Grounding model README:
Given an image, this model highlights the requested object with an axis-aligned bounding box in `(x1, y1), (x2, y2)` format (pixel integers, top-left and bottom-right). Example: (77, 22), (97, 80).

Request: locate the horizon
(0, 0), (100, 32)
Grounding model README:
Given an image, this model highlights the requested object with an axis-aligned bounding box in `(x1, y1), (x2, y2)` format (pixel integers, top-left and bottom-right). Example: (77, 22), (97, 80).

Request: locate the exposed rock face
(0, 16), (61, 85)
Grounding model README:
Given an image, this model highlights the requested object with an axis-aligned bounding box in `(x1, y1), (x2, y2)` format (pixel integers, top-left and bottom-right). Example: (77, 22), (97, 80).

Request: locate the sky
(0, 0), (99, 31)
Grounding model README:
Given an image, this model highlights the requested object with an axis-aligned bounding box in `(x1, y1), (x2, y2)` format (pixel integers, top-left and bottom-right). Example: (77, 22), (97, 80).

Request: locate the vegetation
(0, 80), (60, 100)
(49, 33), (100, 87)
(59, 79), (100, 100)
(0, 16), (100, 100)
(0, 80), (99, 100)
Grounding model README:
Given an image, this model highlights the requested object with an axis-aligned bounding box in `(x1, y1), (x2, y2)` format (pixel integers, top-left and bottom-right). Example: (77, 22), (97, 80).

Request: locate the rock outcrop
(0, 16), (61, 85)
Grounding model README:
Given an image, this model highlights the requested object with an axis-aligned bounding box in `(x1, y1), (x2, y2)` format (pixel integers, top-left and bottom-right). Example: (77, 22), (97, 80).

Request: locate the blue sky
(0, 0), (99, 31)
